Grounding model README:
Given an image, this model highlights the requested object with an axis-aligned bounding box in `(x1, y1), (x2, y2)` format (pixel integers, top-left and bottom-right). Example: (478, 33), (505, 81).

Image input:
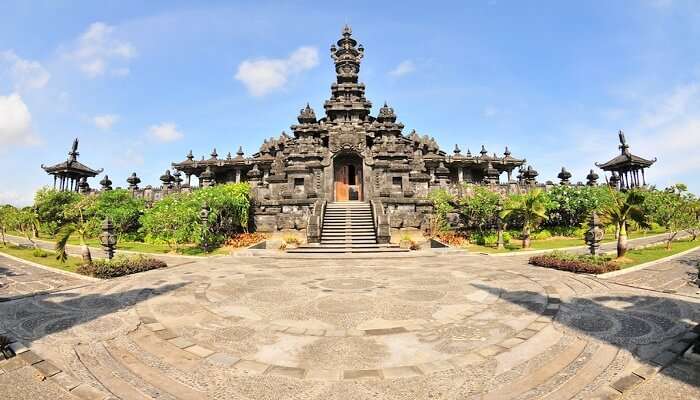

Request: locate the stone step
(322, 224), (374, 228)
(286, 247), (409, 253)
(303, 244), (397, 249)
(321, 239), (377, 243)
(322, 230), (376, 234)
(322, 236), (377, 241)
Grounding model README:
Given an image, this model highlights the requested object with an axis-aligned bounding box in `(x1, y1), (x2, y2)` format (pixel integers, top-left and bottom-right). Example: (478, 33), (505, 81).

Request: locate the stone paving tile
(0, 246), (698, 399)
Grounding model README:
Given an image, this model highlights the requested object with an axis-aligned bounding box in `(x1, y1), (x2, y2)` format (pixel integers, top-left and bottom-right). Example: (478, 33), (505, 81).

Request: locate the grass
(465, 229), (669, 254)
(0, 244), (82, 273)
(5, 231), (228, 256)
(614, 239), (700, 269)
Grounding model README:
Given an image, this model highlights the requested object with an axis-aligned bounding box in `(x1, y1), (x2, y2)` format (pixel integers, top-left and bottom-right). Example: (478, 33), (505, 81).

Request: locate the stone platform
(0, 250), (699, 399)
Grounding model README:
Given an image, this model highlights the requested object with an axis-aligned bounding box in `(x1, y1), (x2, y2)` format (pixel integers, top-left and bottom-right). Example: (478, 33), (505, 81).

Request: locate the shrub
(434, 231), (467, 247)
(225, 233), (269, 248)
(283, 234), (301, 245)
(140, 183), (251, 250)
(427, 189), (455, 233)
(77, 255), (167, 278)
(89, 189), (145, 241)
(32, 248), (49, 258)
(502, 231), (512, 244)
(532, 229), (552, 240)
(529, 251), (618, 274)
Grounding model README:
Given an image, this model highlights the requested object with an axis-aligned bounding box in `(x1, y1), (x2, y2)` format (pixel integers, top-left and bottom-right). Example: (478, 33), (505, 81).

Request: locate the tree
(686, 198), (700, 241)
(0, 205), (18, 246)
(600, 188), (649, 258)
(33, 188), (80, 236)
(543, 185), (612, 230)
(500, 189), (549, 249)
(645, 184), (696, 249)
(55, 197), (97, 264)
(15, 207), (40, 248)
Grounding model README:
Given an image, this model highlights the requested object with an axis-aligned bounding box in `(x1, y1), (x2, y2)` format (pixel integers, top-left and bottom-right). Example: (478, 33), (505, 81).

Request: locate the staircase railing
(307, 200), (327, 244)
(370, 199), (391, 244)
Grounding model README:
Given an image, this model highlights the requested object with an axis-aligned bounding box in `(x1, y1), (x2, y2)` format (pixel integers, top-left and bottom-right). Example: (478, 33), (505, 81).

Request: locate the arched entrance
(333, 152), (363, 201)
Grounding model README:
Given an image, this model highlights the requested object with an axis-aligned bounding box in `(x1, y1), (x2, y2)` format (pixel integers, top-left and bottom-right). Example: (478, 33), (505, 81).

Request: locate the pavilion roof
(41, 159), (102, 176)
(595, 130), (656, 171)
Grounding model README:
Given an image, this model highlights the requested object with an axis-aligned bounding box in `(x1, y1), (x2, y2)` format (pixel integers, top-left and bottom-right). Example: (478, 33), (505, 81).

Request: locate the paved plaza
(0, 248), (699, 399)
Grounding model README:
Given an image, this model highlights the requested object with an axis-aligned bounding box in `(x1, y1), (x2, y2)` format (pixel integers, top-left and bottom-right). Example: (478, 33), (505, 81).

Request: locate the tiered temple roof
(41, 139), (103, 192)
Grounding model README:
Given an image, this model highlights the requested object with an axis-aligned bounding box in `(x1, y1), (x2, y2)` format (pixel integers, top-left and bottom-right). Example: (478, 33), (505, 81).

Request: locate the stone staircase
(287, 201), (407, 254)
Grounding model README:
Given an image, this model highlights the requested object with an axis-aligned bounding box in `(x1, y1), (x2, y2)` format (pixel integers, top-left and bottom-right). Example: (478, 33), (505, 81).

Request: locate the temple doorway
(333, 153), (363, 202)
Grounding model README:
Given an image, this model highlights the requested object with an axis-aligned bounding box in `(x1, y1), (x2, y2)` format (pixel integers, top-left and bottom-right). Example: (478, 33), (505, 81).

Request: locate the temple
(172, 26), (528, 233)
(41, 139), (103, 192)
(596, 130), (656, 190)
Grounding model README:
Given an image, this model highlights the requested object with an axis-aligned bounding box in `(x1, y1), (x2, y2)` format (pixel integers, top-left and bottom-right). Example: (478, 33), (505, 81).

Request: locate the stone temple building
(172, 26), (530, 238)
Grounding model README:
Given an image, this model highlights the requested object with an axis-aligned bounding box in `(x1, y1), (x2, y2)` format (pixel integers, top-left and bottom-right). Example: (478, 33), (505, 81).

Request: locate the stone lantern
(558, 167), (572, 185)
(584, 212), (604, 256)
(99, 217), (117, 260)
(200, 202), (211, 252)
(127, 173), (141, 190)
(586, 169), (599, 186)
(100, 175), (113, 191)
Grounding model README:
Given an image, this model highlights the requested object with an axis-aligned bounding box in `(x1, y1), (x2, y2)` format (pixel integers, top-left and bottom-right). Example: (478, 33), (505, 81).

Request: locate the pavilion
(596, 131), (656, 190)
(41, 138), (103, 192)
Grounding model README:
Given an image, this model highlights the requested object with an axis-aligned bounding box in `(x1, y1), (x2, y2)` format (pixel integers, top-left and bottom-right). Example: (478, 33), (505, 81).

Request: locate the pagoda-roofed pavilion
(595, 130), (656, 190)
(41, 138), (103, 192)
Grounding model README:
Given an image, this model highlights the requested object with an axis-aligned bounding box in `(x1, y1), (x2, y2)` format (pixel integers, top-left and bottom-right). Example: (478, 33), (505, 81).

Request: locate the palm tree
(55, 203), (93, 264)
(500, 189), (549, 249)
(601, 188), (648, 258)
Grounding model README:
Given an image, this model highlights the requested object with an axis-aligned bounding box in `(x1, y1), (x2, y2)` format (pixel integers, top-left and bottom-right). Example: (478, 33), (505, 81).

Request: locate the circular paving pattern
(1, 252), (699, 400)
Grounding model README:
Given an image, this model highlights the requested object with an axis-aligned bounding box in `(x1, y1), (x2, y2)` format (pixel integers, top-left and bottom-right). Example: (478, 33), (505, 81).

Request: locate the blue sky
(1, 0), (699, 205)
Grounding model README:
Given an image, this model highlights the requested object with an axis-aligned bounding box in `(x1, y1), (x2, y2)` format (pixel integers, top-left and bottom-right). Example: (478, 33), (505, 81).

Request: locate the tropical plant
(55, 197), (96, 264)
(600, 188), (649, 258)
(543, 185), (612, 229)
(500, 189), (549, 249)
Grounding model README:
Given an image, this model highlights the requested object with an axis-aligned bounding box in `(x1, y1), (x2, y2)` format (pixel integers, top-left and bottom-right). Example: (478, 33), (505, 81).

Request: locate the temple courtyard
(0, 244), (698, 400)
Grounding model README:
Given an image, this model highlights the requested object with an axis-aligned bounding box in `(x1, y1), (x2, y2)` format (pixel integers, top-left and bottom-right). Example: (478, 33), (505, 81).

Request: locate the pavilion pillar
(457, 167), (464, 182)
(186, 174), (191, 186)
(53, 176), (57, 190)
(507, 170), (512, 182)
(235, 169), (241, 183)
(641, 169), (646, 186)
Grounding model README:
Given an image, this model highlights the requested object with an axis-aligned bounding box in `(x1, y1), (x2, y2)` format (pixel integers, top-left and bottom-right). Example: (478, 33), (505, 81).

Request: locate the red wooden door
(335, 165), (349, 201)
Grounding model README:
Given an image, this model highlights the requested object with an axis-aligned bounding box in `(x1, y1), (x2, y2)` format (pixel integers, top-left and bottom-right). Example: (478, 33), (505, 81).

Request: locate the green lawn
(465, 229), (668, 254)
(0, 244), (82, 273)
(615, 239), (700, 269)
(6, 231), (228, 256)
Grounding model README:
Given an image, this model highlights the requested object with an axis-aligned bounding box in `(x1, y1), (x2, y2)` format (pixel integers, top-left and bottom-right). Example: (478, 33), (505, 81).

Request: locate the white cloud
(93, 114), (119, 130)
(68, 22), (136, 78)
(0, 189), (34, 207)
(0, 93), (40, 148)
(235, 46), (319, 97)
(148, 122), (183, 142)
(389, 60), (416, 77)
(1, 50), (50, 91)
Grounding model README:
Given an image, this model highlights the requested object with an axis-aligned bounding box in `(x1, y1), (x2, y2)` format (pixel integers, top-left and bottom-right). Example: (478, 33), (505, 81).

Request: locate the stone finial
(504, 146), (511, 157)
(127, 173), (141, 190)
(376, 102), (397, 123)
(466, 148), (472, 157)
(186, 150), (194, 161)
(173, 170), (183, 187)
(236, 146), (244, 159)
(78, 177), (90, 194)
(586, 169), (599, 186)
(453, 144), (461, 154)
(160, 170), (174, 189)
(200, 166), (215, 187)
(298, 103), (317, 124)
(558, 167), (572, 185)
(480, 145), (488, 157)
(99, 175), (113, 190)
(210, 148), (218, 160)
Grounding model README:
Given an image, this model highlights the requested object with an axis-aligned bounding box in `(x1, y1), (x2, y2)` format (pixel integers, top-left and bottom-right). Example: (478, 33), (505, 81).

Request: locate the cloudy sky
(1, 0), (699, 205)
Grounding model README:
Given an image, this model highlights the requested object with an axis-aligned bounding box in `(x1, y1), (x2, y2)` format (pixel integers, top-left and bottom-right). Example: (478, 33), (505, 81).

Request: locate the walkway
(0, 242), (698, 399)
